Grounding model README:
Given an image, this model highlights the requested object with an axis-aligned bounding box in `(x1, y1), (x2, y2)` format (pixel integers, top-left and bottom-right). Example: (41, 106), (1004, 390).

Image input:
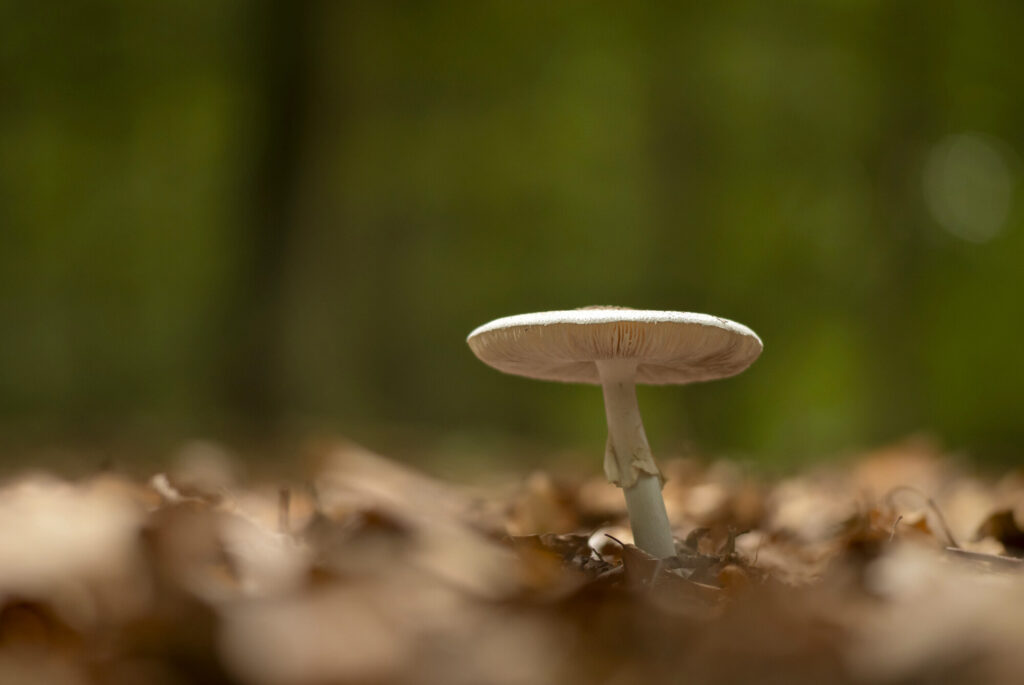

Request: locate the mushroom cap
(467, 308), (762, 385)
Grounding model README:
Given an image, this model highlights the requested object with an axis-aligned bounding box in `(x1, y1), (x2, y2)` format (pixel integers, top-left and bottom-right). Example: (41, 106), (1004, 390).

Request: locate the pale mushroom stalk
(597, 359), (676, 558)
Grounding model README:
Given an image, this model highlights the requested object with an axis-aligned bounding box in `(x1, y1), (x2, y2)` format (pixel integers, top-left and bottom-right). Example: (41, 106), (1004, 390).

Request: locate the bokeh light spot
(923, 133), (1014, 244)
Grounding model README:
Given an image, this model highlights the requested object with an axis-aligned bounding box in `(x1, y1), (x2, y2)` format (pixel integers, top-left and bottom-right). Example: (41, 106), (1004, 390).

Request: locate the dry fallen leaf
(0, 438), (1019, 684)
(975, 509), (1024, 556)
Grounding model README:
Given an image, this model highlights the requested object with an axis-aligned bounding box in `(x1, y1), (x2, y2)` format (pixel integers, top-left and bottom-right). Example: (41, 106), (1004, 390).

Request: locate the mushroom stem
(597, 359), (676, 558)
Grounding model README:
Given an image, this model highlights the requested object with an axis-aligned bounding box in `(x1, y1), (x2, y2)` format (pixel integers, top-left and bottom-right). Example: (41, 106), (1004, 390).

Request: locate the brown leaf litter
(0, 438), (1021, 683)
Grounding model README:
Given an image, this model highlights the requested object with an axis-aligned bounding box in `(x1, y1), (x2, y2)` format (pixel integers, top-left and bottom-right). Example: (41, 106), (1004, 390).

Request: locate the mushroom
(467, 307), (762, 558)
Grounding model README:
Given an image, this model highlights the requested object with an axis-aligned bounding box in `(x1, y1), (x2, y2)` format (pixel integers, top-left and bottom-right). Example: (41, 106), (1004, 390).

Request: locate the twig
(885, 486), (959, 548)
(604, 533), (626, 547)
(889, 515), (904, 542)
(944, 546), (1024, 569)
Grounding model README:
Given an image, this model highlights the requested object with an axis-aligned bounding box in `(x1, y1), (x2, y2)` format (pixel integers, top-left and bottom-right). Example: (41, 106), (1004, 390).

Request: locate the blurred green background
(2, 1), (1022, 469)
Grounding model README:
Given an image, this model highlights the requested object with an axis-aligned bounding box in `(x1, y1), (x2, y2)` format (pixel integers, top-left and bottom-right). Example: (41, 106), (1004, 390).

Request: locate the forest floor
(0, 437), (1023, 684)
